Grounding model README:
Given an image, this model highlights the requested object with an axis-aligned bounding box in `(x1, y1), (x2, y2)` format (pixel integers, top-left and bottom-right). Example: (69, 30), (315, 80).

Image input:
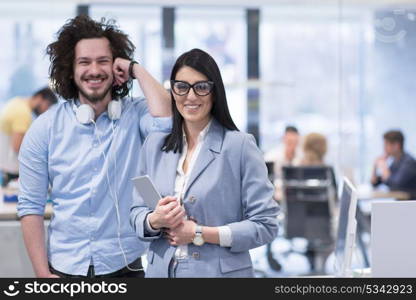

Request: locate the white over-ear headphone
(73, 100), (122, 124)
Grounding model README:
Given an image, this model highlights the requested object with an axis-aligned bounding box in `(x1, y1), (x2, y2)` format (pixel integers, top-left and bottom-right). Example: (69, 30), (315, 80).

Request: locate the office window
(260, 5), (375, 184)
(363, 5), (416, 181)
(0, 1), (75, 103)
(90, 5), (162, 96)
(175, 7), (247, 131)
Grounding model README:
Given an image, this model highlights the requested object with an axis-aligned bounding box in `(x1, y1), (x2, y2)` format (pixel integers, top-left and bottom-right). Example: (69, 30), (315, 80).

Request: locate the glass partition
(175, 7), (247, 131)
(90, 4), (162, 97)
(0, 1), (76, 103)
(260, 3), (416, 184)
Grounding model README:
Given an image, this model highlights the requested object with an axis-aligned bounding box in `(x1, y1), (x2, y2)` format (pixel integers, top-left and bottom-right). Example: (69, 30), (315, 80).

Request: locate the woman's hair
(301, 132), (327, 165)
(46, 15), (135, 101)
(162, 48), (238, 153)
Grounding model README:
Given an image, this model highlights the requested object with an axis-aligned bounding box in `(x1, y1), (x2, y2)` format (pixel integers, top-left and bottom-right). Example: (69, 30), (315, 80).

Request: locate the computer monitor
(334, 177), (358, 277)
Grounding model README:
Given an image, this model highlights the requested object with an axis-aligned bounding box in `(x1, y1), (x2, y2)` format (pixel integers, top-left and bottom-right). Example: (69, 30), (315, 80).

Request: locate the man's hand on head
(113, 57), (133, 86)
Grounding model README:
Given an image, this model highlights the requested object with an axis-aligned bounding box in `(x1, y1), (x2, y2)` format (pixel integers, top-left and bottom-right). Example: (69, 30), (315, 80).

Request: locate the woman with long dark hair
(130, 48), (279, 277)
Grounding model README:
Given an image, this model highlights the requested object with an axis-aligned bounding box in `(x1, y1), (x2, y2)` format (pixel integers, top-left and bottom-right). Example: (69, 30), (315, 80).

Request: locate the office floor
(250, 237), (321, 277)
(250, 236), (369, 277)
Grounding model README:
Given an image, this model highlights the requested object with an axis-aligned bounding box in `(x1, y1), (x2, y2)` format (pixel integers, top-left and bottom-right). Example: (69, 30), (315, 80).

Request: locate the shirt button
(192, 252), (200, 260)
(189, 196), (197, 203)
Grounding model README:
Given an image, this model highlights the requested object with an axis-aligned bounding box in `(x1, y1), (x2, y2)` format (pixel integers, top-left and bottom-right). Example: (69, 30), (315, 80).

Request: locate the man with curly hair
(17, 15), (171, 278)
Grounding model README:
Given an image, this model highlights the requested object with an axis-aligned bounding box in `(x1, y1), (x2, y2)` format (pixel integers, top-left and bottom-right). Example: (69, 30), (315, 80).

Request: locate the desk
(330, 184), (410, 271)
(357, 184), (411, 201)
(0, 188), (51, 277)
(0, 187), (53, 220)
(369, 191), (410, 200)
(356, 185), (411, 217)
(353, 185), (411, 270)
(0, 202), (53, 221)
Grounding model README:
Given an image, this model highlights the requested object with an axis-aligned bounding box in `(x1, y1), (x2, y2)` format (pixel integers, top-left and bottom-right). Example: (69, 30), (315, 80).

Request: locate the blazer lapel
(184, 119), (224, 197)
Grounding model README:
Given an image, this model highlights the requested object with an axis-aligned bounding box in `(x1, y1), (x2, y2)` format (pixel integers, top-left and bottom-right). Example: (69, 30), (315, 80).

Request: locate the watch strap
(195, 225), (203, 235)
(129, 60), (139, 79)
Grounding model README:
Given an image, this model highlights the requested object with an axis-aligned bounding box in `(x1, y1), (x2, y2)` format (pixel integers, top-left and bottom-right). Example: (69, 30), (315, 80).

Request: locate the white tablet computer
(132, 175), (161, 210)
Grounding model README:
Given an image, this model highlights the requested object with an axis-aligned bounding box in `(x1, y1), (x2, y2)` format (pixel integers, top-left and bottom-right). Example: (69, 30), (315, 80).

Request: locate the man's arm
(132, 63), (171, 117)
(371, 163), (381, 186)
(17, 113), (54, 277)
(371, 156), (390, 186)
(385, 158), (416, 190)
(21, 215), (58, 278)
(113, 58), (171, 117)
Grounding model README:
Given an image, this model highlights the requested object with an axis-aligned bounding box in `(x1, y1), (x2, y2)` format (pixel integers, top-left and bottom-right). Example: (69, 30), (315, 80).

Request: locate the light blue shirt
(17, 97), (171, 275)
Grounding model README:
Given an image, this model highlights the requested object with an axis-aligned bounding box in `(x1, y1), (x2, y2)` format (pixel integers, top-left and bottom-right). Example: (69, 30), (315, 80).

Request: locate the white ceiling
(5, 0), (416, 7)
(1, 0), (415, 19)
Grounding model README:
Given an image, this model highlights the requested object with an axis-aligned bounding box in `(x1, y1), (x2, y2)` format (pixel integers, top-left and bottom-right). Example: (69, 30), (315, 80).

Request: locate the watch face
(193, 235), (204, 246)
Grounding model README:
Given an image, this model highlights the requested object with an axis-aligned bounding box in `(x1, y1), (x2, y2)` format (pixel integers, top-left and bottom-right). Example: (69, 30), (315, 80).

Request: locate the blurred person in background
(300, 132), (327, 165)
(371, 130), (416, 198)
(264, 125), (301, 180)
(299, 132), (337, 192)
(268, 126), (302, 202)
(298, 132), (337, 273)
(0, 87), (57, 187)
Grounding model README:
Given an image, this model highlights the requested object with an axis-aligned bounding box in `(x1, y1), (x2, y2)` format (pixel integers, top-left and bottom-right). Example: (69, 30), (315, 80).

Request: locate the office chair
(281, 166), (338, 274)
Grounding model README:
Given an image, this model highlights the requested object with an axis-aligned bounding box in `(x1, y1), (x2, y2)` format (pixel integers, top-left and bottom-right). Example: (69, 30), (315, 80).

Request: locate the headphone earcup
(108, 100), (121, 121)
(76, 104), (94, 124)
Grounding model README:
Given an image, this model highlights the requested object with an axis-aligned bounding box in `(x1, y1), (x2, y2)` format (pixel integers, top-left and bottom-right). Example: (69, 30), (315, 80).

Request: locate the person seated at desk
(264, 125), (301, 180)
(0, 87), (57, 187)
(277, 131), (334, 206)
(275, 132), (337, 199)
(300, 132), (327, 166)
(371, 130), (416, 199)
(299, 132), (338, 193)
(297, 132), (336, 273)
(265, 126), (301, 202)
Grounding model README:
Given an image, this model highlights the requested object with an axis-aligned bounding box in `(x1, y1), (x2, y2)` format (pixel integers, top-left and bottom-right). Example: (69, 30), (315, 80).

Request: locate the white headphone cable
(92, 119), (142, 272)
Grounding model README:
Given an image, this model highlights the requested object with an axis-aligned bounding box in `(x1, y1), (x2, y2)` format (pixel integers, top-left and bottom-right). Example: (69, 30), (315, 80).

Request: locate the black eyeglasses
(170, 80), (214, 96)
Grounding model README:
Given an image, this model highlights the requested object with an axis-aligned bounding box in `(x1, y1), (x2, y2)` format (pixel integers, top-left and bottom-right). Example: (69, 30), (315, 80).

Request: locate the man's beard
(78, 84), (113, 103)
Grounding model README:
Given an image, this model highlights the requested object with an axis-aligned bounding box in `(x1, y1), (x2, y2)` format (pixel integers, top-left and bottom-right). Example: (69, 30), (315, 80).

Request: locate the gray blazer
(130, 119), (279, 277)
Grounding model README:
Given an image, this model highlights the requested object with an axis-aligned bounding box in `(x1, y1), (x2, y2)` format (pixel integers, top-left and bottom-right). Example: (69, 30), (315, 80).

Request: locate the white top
(264, 144), (301, 180)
